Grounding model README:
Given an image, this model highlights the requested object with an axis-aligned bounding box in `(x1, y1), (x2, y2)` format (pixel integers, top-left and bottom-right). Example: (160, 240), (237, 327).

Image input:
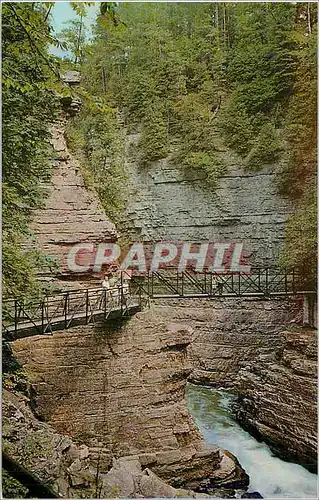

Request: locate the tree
(2, 2), (60, 300)
(58, 17), (87, 66)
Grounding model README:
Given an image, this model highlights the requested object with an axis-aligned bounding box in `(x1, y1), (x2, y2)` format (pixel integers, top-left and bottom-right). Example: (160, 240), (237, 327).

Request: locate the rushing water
(186, 384), (318, 499)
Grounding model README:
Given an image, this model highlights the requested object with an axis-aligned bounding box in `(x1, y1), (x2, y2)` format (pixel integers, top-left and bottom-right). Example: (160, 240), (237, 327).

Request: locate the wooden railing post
(258, 268), (261, 291)
(120, 272), (124, 316)
(41, 300), (44, 334)
(138, 281), (142, 308)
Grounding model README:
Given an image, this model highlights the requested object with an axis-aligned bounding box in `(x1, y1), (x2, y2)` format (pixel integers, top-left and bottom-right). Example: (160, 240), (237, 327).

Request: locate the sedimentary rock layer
(123, 132), (292, 266)
(151, 297), (301, 387)
(234, 328), (317, 471)
(28, 119), (116, 282)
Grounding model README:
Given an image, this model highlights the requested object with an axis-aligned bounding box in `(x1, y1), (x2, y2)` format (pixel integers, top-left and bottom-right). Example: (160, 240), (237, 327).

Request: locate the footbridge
(2, 268), (316, 339)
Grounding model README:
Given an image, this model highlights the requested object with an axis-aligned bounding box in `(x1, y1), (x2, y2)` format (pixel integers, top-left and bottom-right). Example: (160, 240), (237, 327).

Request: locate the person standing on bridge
(102, 274), (110, 289)
(102, 274), (110, 306)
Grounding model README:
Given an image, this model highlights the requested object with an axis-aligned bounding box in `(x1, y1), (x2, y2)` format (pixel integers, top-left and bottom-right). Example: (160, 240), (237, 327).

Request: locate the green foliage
(217, 98), (254, 156)
(279, 191), (317, 285)
(66, 103), (127, 224)
(2, 3), (61, 300)
(182, 152), (227, 189)
(139, 104), (169, 164)
(57, 18), (88, 65)
(245, 123), (282, 170)
(2, 469), (29, 499)
(218, 3), (297, 167)
(81, 2), (228, 187)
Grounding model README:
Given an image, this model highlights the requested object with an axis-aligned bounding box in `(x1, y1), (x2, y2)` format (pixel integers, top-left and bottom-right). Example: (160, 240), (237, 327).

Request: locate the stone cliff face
(147, 298), (301, 387)
(8, 309), (246, 492)
(123, 132), (292, 266)
(234, 328), (317, 472)
(120, 129), (317, 474)
(28, 118), (116, 286)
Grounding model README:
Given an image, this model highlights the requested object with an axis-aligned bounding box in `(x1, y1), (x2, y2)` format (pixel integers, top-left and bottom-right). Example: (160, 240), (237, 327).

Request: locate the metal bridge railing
(130, 267), (315, 298)
(2, 268), (315, 339)
(2, 284), (144, 339)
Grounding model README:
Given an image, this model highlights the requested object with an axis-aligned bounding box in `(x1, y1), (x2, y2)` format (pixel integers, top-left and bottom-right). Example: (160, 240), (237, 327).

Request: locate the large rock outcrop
(233, 327), (317, 471)
(28, 119), (116, 286)
(7, 309), (247, 491)
(2, 388), (217, 498)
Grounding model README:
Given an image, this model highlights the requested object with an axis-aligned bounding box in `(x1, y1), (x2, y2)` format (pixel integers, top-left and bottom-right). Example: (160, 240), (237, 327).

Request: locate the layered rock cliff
(28, 118), (116, 287)
(123, 132), (292, 267)
(233, 327), (317, 472)
(147, 297), (301, 387)
(6, 309), (248, 494)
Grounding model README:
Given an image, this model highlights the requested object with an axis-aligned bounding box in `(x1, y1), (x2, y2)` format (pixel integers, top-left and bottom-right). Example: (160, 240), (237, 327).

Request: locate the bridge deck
(3, 302), (141, 339)
(2, 269), (316, 340)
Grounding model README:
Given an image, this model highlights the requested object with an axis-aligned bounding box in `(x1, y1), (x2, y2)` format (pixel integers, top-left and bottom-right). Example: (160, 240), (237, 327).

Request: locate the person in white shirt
(102, 275), (110, 304)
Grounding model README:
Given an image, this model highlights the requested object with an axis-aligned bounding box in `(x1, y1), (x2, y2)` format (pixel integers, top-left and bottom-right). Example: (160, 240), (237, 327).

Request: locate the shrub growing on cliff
(182, 152), (227, 189)
(66, 102), (128, 224)
(2, 470), (29, 499)
(139, 103), (169, 165)
(245, 123), (283, 170)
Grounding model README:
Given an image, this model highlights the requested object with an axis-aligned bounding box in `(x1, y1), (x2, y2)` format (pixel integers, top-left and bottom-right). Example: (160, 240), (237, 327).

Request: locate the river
(186, 384), (318, 499)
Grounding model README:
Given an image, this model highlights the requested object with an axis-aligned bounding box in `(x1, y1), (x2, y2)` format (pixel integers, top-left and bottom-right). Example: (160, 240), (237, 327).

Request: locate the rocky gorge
(3, 310), (249, 498)
(3, 84), (317, 498)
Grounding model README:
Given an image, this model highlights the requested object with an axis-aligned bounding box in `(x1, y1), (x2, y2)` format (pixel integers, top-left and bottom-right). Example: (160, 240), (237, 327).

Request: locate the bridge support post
(85, 290), (89, 324)
(120, 272), (123, 316)
(303, 295), (317, 328)
(64, 293), (69, 329)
